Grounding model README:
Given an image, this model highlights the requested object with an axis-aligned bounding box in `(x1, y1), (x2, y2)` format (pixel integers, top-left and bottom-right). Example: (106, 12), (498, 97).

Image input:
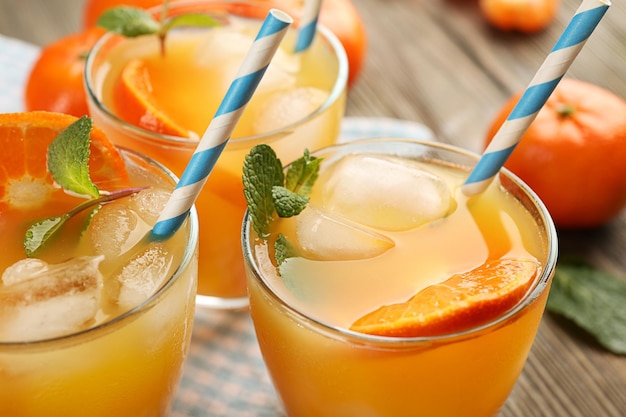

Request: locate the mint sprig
(242, 144), (321, 239)
(24, 187), (145, 257)
(284, 149), (322, 195)
(97, 7), (161, 38)
(242, 144), (285, 238)
(96, 2), (222, 54)
(547, 258), (626, 355)
(275, 234), (299, 266)
(23, 116), (142, 257)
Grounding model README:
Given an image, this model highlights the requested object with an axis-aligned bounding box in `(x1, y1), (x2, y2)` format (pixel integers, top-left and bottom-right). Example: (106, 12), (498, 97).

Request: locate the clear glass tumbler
(243, 138), (558, 417)
(85, 0), (348, 309)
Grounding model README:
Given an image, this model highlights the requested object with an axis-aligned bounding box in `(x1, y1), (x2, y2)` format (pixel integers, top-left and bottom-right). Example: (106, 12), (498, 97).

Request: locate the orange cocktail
(85, 0), (348, 309)
(0, 112), (198, 417)
(243, 138), (557, 417)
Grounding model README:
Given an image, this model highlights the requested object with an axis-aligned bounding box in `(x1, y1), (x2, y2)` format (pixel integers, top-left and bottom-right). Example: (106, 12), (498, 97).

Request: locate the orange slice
(114, 58), (191, 137)
(0, 111), (128, 212)
(351, 259), (540, 337)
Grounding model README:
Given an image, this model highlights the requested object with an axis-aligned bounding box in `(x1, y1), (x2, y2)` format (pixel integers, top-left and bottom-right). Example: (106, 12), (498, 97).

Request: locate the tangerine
(24, 27), (105, 117)
(485, 78), (626, 229)
(0, 111), (128, 213)
(479, 0), (560, 34)
(114, 59), (191, 137)
(351, 259), (539, 337)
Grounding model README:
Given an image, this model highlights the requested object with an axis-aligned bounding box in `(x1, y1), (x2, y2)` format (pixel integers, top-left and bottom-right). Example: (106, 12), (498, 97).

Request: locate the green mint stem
(24, 186), (148, 257)
(68, 187), (147, 217)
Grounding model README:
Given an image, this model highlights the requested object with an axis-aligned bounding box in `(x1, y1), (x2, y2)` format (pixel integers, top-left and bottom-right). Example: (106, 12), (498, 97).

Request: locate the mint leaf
(547, 259), (626, 355)
(24, 215), (69, 257)
(243, 144), (284, 238)
(47, 116), (99, 199)
(164, 13), (222, 32)
(97, 6), (160, 37)
(272, 186), (309, 217)
(284, 149), (322, 195)
(97, 5), (223, 57)
(242, 144), (322, 270)
(275, 233), (300, 266)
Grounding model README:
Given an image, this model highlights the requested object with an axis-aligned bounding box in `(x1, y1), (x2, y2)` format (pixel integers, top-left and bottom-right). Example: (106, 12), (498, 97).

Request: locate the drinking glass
(85, 0), (348, 309)
(243, 138), (558, 417)
(0, 147), (199, 417)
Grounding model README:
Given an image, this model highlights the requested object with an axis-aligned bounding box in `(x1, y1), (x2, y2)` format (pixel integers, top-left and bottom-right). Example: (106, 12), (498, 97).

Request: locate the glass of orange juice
(84, 0), (348, 309)
(242, 138), (558, 417)
(0, 112), (198, 417)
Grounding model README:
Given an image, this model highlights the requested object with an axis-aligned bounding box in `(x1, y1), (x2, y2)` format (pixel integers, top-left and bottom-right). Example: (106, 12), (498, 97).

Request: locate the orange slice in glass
(351, 258), (540, 337)
(0, 111), (128, 212)
(114, 58), (191, 137)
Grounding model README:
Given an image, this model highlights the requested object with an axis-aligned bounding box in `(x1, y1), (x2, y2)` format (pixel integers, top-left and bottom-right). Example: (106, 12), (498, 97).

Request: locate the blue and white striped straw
(462, 0), (610, 196)
(295, 0), (322, 53)
(151, 9), (293, 240)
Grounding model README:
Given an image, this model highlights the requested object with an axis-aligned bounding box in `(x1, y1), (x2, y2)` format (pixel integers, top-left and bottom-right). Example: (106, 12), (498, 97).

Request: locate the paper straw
(462, 0), (610, 196)
(295, 0), (322, 52)
(150, 9), (293, 240)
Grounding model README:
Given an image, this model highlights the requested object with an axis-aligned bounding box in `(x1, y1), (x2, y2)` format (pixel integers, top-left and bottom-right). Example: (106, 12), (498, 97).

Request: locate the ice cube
(88, 203), (149, 258)
(256, 61), (298, 97)
(319, 155), (453, 231)
(294, 206), (395, 260)
(256, 48), (300, 94)
(252, 87), (327, 134)
(195, 26), (253, 68)
(129, 188), (171, 224)
(115, 243), (173, 311)
(0, 256), (103, 342)
(1, 258), (48, 286)
(195, 23), (298, 87)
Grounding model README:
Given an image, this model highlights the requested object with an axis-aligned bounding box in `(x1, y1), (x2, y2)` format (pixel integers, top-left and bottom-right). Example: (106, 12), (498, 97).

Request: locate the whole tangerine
(484, 78), (626, 229)
(24, 27), (105, 117)
(479, 0), (560, 34)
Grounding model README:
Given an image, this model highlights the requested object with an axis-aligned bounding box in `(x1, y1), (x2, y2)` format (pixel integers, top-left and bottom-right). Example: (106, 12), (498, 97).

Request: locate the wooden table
(1, 0), (625, 416)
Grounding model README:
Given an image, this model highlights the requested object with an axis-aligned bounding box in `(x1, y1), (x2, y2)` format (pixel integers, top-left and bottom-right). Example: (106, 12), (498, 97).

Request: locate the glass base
(195, 294), (249, 310)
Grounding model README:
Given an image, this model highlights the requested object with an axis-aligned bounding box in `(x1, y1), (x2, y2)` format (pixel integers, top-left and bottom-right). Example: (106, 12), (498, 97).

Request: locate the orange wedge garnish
(0, 111), (128, 212)
(114, 58), (191, 137)
(351, 259), (540, 337)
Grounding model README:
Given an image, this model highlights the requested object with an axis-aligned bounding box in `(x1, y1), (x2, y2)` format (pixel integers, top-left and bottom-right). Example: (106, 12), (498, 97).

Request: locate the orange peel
(351, 258), (540, 337)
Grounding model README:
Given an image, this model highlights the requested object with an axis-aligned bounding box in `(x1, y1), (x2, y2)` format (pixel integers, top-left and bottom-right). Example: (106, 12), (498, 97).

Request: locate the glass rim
(242, 137), (559, 348)
(83, 0), (349, 149)
(0, 146), (199, 348)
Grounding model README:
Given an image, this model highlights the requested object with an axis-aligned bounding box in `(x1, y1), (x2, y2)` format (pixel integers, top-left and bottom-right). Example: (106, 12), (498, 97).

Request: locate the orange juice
(243, 139), (557, 417)
(85, 0), (348, 309)
(0, 113), (198, 417)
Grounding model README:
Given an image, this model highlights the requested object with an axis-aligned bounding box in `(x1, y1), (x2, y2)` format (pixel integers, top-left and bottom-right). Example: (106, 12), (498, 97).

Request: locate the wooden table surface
(1, 0), (625, 416)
